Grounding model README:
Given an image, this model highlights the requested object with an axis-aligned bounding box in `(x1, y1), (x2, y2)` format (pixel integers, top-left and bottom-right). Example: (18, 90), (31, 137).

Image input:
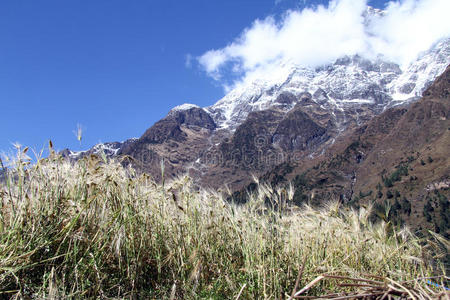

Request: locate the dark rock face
(141, 118), (186, 144)
(182, 97), (338, 190)
(197, 104), (336, 190)
(275, 92), (297, 105)
(140, 107), (216, 144)
(272, 107), (328, 151)
(219, 109), (284, 169)
(171, 107), (217, 130)
(229, 110), (284, 150)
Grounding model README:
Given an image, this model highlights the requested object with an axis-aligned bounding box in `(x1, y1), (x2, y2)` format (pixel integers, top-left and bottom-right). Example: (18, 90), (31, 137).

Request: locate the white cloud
(198, 49), (228, 80)
(198, 0), (450, 90)
(369, 0), (450, 66)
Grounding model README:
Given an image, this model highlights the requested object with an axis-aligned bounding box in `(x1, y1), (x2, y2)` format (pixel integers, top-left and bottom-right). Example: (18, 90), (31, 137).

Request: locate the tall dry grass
(0, 147), (446, 299)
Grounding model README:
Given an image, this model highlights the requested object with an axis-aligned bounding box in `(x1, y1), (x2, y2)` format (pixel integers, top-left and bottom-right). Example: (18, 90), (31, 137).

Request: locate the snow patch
(68, 138), (138, 159)
(170, 103), (200, 113)
(341, 99), (374, 104)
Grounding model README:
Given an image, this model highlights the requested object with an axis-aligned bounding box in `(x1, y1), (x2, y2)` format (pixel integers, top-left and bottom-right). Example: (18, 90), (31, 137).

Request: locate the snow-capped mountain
(61, 138), (138, 159)
(207, 37), (450, 130)
(63, 34), (449, 196)
(169, 103), (200, 114)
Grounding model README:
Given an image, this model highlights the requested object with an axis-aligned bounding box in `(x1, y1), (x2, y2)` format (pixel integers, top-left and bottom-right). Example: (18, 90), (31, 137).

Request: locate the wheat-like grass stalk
(0, 151), (445, 299)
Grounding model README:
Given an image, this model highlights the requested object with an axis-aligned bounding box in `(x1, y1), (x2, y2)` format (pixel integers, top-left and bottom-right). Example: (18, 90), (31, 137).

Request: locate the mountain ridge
(61, 37), (450, 196)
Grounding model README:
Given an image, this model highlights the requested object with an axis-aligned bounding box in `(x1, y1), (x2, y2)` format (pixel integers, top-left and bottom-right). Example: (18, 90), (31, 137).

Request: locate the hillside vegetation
(0, 148), (447, 299)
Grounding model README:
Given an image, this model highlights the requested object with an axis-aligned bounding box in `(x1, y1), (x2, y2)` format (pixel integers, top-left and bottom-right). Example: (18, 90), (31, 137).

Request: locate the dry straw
(0, 148), (447, 299)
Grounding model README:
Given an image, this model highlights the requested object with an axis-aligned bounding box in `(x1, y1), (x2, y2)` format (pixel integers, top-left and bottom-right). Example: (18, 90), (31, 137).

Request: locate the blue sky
(0, 0), (424, 156)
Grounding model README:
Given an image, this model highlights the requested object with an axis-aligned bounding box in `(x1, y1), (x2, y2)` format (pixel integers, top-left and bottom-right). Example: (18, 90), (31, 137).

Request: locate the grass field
(0, 146), (447, 299)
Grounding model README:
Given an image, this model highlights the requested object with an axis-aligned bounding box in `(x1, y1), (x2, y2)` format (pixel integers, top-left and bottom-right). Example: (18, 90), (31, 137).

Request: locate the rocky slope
(252, 64), (450, 236)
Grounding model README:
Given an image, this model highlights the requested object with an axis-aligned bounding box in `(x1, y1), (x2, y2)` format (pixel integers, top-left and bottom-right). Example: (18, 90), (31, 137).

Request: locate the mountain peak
(206, 38), (450, 130)
(169, 103), (200, 114)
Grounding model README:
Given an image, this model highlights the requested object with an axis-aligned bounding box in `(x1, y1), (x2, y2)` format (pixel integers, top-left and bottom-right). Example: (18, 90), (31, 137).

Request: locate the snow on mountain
(65, 138), (138, 159)
(169, 103), (200, 114)
(388, 38), (450, 102)
(206, 37), (450, 130)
